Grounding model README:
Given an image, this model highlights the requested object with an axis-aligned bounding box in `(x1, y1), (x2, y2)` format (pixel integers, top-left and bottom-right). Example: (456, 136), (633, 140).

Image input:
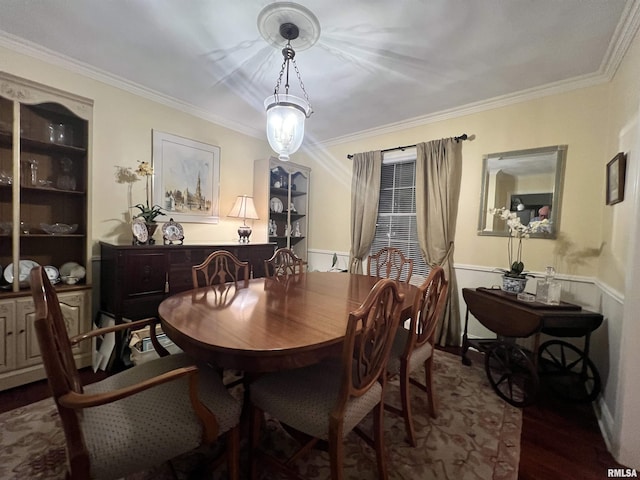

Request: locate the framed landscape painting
(152, 130), (220, 223)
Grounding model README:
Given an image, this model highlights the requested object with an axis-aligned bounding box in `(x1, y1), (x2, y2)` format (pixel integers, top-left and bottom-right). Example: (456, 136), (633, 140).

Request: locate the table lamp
(227, 195), (259, 243)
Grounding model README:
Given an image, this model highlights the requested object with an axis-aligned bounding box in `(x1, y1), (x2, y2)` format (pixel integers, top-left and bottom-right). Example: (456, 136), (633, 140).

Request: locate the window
(370, 151), (430, 280)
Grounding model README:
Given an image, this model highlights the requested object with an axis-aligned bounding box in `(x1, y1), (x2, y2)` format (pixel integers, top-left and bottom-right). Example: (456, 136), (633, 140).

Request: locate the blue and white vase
(502, 275), (528, 294)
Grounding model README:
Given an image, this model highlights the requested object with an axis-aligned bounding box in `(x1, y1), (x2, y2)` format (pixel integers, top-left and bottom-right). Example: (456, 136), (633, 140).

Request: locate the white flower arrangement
(115, 161), (165, 223)
(489, 207), (551, 278)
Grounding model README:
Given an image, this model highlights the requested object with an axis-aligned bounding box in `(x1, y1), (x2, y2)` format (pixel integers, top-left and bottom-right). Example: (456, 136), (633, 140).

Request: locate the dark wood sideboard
(100, 242), (276, 321)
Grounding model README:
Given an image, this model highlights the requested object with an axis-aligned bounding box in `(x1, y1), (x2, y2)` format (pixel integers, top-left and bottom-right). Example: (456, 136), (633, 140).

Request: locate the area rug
(0, 350), (521, 479)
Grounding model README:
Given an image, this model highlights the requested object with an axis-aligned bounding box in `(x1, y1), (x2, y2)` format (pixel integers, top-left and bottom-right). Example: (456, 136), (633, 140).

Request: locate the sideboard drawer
(123, 252), (167, 297)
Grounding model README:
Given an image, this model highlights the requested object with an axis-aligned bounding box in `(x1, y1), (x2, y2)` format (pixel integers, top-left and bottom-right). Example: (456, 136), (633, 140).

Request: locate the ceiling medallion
(257, 2), (321, 51)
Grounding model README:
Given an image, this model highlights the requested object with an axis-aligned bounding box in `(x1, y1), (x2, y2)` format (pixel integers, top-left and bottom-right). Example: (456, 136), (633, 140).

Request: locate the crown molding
(600, 0), (640, 80)
(0, 31), (264, 139)
(319, 71), (610, 147)
(321, 0), (640, 148)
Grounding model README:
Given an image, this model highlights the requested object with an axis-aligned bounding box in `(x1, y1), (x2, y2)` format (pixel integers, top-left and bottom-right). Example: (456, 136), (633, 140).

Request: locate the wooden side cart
(461, 287), (603, 407)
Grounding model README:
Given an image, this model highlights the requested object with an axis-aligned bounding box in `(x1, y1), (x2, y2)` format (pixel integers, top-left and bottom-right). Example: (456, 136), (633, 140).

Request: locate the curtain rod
(346, 134), (468, 159)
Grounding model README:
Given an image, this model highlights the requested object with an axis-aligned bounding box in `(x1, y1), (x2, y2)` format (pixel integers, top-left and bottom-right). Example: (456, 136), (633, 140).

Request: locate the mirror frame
(477, 145), (567, 239)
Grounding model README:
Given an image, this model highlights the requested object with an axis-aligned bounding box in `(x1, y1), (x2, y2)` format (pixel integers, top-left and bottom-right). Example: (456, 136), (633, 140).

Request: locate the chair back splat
(264, 247), (305, 278)
(367, 246), (414, 283)
(192, 250), (250, 288)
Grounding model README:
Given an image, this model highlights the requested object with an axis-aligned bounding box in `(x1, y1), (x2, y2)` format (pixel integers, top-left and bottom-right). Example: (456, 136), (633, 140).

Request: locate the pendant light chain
(292, 57), (313, 115)
(272, 41), (312, 117)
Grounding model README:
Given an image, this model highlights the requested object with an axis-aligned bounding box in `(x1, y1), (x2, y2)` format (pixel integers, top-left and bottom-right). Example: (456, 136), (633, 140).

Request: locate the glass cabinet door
(0, 83), (90, 293)
(0, 97), (14, 287)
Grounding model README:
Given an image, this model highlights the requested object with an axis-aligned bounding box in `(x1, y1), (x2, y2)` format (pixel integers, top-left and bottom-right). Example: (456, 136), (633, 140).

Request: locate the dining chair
(385, 265), (448, 446)
(264, 247), (305, 278)
(192, 250), (250, 389)
(192, 250), (250, 289)
(29, 266), (242, 480)
(249, 278), (405, 480)
(367, 246), (414, 283)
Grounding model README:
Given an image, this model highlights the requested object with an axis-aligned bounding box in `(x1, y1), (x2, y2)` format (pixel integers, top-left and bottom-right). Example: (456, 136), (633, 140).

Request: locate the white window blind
(370, 154), (430, 280)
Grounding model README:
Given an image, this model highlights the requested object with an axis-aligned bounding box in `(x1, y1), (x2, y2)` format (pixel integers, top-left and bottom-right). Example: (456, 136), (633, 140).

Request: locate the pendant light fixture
(259, 3), (320, 161)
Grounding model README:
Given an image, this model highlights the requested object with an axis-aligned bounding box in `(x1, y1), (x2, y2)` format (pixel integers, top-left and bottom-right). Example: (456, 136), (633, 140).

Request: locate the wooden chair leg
(399, 365), (416, 447)
(373, 402), (389, 480)
(249, 405), (263, 480)
(424, 356), (437, 418)
(226, 425), (240, 480)
(329, 420), (345, 480)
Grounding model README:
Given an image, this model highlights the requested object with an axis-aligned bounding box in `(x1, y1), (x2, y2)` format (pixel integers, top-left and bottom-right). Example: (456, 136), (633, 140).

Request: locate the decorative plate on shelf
(162, 218), (184, 244)
(270, 197), (284, 213)
(131, 218), (149, 244)
(43, 265), (60, 284)
(3, 259), (40, 284)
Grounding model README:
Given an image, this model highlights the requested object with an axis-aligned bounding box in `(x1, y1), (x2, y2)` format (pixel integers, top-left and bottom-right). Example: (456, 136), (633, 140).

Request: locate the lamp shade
(264, 94), (311, 161)
(227, 195), (259, 221)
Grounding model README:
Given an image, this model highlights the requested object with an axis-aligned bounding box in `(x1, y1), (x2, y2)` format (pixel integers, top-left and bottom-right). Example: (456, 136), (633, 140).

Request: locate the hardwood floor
(0, 352), (626, 479)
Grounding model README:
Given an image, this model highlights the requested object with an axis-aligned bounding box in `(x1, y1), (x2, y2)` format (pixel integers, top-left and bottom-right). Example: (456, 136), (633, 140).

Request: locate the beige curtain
(349, 150), (382, 274)
(416, 139), (463, 346)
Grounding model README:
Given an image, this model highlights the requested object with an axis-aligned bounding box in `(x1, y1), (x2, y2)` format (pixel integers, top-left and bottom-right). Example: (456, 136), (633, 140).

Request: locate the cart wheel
(484, 342), (539, 407)
(538, 340), (601, 402)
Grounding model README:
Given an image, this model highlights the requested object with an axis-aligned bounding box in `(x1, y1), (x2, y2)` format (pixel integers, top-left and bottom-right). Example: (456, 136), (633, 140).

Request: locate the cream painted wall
(0, 45), (274, 255)
(599, 29), (640, 293)
(302, 84), (611, 283)
(600, 27), (640, 468)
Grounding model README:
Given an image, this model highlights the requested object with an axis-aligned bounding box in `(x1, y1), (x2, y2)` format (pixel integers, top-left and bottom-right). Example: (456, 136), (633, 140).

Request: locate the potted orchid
(130, 161), (165, 224)
(489, 207), (550, 292)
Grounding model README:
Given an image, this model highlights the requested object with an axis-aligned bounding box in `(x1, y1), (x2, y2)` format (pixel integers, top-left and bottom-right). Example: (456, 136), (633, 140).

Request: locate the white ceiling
(0, 1), (637, 145)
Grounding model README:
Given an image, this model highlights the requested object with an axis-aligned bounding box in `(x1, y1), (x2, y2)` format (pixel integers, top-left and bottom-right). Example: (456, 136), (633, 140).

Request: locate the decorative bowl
(60, 262), (85, 279)
(61, 275), (79, 285)
(40, 223), (78, 235)
(69, 265), (86, 280)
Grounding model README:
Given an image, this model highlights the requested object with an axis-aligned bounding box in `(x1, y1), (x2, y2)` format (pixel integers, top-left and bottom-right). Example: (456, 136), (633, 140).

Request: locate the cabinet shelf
(270, 212), (306, 220)
(20, 185), (86, 195)
(20, 234), (86, 238)
(20, 136), (87, 156)
(2, 135), (86, 160)
(270, 186), (307, 197)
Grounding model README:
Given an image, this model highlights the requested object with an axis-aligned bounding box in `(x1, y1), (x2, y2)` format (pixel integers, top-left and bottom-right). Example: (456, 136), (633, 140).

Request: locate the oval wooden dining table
(158, 271), (418, 373)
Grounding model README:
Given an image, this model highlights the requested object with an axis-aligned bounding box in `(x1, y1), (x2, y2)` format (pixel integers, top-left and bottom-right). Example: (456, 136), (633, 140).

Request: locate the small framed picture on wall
(606, 152), (627, 206)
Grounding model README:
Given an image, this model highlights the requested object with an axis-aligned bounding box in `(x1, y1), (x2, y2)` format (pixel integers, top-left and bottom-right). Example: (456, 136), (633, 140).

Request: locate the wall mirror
(477, 145), (567, 239)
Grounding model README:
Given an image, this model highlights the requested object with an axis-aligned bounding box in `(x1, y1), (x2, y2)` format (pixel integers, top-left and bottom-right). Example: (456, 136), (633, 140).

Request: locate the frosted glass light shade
(264, 94), (310, 161)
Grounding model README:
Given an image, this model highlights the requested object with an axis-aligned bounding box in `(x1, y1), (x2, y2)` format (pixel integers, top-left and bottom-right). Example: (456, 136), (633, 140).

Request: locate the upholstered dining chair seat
(251, 360), (382, 440)
(81, 353), (241, 479)
(386, 327), (434, 375)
